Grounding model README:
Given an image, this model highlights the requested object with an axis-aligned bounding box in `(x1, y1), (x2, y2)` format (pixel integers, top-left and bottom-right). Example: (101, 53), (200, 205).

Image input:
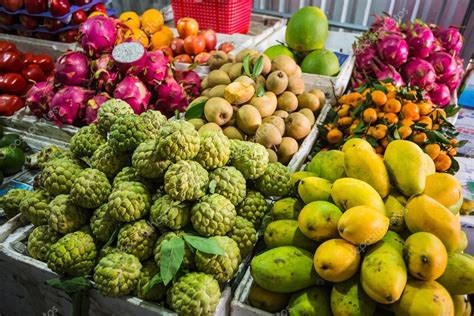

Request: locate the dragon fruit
(92, 53), (120, 93)
(370, 14), (400, 33)
(350, 70), (368, 89)
(371, 58), (405, 86)
(432, 25), (463, 55)
(49, 86), (95, 125)
(25, 80), (55, 118)
(354, 43), (377, 73)
(377, 34), (409, 67)
(405, 21), (435, 58)
(113, 75), (150, 114)
(402, 58), (437, 90)
(141, 50), (169, 85)
(429, 52), (458, 82)
(155, 71), (187, 116)
(112, 41), (147, 75)
(85, 93), (110, 125)
(79, 15), (118, 57)
(445, 72), (462, 93)
(54, 51), (90, 86)
(429, 83), (451, 107)
(175, 70), (201, 98)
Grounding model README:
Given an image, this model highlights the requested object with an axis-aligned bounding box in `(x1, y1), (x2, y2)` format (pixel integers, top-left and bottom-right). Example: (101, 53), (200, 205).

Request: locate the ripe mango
(437, 252), (474, 295)
(361, 238), (407, 304)
(342, 138), (373, 153)
(306, 150), (346, 182)
(403, 232), (448, 281)
(424, 173), (463, 215)
(337, 206), (389, 246)
(289, 286), (331, 316)
(331, 178), (385, 215)
(251, 246), (322, 293)
(298, 201), (342, 241)
(384, 195), (405, 232)
(314, 239), (360, 283)
(405, 194), (463, 252)
(393, 280), (454, 316)
(264, 220), (317, 252)
(298, 177), (332, 204)
(344, 147), (390, 198)
(272, 197), (304, 220)
(290, 171), (318, 186)
(423, 153), (436, 176)
(384, 140), (426, 196)
(248, 282), (290, 313)
(330, 276), (376, 316)
(452, 295), (472, 316)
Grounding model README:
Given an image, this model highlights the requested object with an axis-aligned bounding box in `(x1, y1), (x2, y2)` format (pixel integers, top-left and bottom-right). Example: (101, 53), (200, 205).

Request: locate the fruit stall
(0, 1), (472, 316)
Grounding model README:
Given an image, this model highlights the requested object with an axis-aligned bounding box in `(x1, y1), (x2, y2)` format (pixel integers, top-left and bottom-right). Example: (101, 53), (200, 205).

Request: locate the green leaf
(183, 235), (225, 256)
(366, 135), (379, 147)
(144, 273), (163, 294)
(243, 54), (251, 77)
(185, 98), (207, 120)
(160, 237), (185, 286)
(380, 78), (394, 83)
(352, 120), (366, 135)
(208, 180), (217, 194)
(252, 56), (264, 79)
(256, 84), (265, 97)
(448, 156), (460, 174)
(432, 130), (452, 145)
(444, 104), (461, 117)
(456, 139), (468, 148)
(46, 277), (92, 294)
(103, 227), (120, 249)
(356, 84), (367, 93)
(393, 127), (401, 140)
(373, 84), (387, 93)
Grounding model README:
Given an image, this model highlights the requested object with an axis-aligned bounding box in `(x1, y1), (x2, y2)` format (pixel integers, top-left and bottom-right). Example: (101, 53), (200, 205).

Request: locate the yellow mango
(306, 150), (346, 182)
(272, 197), (304, 220)
(424, 153), (436, 176)
(403, 232), (448, 281)
(264, 220), (317, 252)
(338, 206), (389, 246)
(314, 239), (360, 283)
(384, 140), (426, 196)
(452, 295), (472, 316)
(382, 230), (405, 255)
(437, 252), (474, 295)
(289, 286), (331, 316)
(384, 195), (406, 232)
(330, 276), (377, 316)
(394, 280), (454, 316)
(331, 178), (386, 215)
(290, 171), (318, 186)
(405, 194), (463, 252)
(342, 138), (373, 153)
(424, 173), (463, 215)
(298, 177), (332, 204)
(248, 282), (290, 313)
(298, 201), (342, 241)
(344, 147), (390, 198)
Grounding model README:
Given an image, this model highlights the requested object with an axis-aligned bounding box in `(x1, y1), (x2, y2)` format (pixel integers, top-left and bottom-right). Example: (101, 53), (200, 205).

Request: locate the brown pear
(220, 62), (233, 74)
(277, 91), (298, 112)
(228, 62), (244, 81)
(256, 123), (283, 148)
(271, 55), (298, 77)
(208, 85), (227, 98)
(278, 137), (299, 163)
(208, 51), (229, 70)
(262, 116), (285, 136)
(236, 104), (262, 135)
(223, 126), (245, 140)
(266, 71), (288, 95)
(287, 75), (305, 95)
(286, 112), (311, 140)
(199, 123), (222, 134)
(298, 108), (315, 126)
(204, 97), (233, 126)
(249, 91), (277, 118)
(207, 70), (231, 88)
(297, 92), (320, 112)
(309, 88), (326, 105)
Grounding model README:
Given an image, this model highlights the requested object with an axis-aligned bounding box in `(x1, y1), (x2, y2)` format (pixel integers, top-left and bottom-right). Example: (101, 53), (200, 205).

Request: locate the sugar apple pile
(21, 101), (286, 316)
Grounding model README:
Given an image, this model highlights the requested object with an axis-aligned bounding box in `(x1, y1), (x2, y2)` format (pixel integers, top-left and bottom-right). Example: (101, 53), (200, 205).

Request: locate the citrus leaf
(243, 54), (251, 77)
(366, 135), (379, 147)
(373, 84), (387, 93)
(185, 98), (207, 120)
(160, 237), (185, 286)
(183, 235), (225, 256)
(46, 276), (92, 294)
(456, 139), (468, 148)
(144, 273), (163, 294)
(252, 56), (264, 79)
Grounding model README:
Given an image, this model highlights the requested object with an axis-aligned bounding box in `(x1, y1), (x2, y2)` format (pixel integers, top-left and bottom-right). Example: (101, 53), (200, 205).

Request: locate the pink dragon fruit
(25, 80), (55, 118)
(112, 41), (147, 75)
(49, 86), (95, 125)
(350, 70), (368, 89)
(371, 58), (405, 86)
(354, 43), (377, 73)
(54, 51), (90, 86)
(92, 53), (120, 93)
(405, 21), (435, 58)
(429, 83), (451, 107)
(429, 51), (458, 82)
(370, 13), (400, 33)
(402, 58), (437, 90)
(79, 15), (118, 57)
(175, 70), (201, 98)
(445, 72), (462, 93)
(155, 71), (188, 116)
(141, 50), (169, 85)
(377, 34), (409, 67)
(113, 75), (151, 114)
(432, 25), (463, 55)
(85, 93), (110, 125)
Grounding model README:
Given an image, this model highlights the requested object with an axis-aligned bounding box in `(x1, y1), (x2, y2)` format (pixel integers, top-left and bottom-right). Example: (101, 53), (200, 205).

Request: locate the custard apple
(155, 120), (200, 162)
(27, 225), (61, 262)
(90, 204), (120, 243)
(195, 236), (241, 282)
(107, 181), (151, 222)
(194, 131), (231, 170)
(108, 114), (147, 153)
(150, 195), (190, 231)
(47, 231), (97, 276)
(97, 246), (120, 262)
(42, 158), (83, 196)
(96, 99), (134, 133)
(132, 140), (171, 180)
(112, 167), (144, 187)
(117, 220), (158, 261)
(90, 143), (130, 178)
(135, 260), (167, 301)
(140, 110), (167, 139)
(256, 162), (291, 197)
(237, 191), (267, 228)
(230, 141), (269, 179)
(168, 272), (221, 316)
(0, 189), (32, 219)
(36, 146), (70, 169)
(228, 216), (257, 257)
(48, 195), (88, 234)
(191, 194), (236, 236)
(154, 231), (194, 269)
(69, 124), (106, 158)
(93, 252), (142, 297)
(208, 166), (246, 206)
(164, 160), (209, 202)
(19, 190), (50, 226)
(70, 168), (111, 209)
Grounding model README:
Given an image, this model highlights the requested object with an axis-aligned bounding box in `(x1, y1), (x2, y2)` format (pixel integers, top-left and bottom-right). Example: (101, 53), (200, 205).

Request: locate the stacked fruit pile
(317, 80), (465, 173)
(0, 100), (296, 315)
(249, 137), (472, 315)
(186, 48), (326, 164)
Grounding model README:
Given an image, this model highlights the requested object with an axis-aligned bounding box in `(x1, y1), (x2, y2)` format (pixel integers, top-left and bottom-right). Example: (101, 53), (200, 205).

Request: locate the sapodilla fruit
(208, 51), (229, 70)
(266, 149), (278, 163)
(309, 88), (326, 105)
(256, 123), (282, 148)
(262, 116), (285, 136)
(287, 75), (305, 95)
(271, 55), (298, 77)
(236, 104), (262, 135)
(188, 118), (206, 130)
(228, 63), (243, 81)
(250, 92), (277, 118)
(223, 126), (245, 140)
(207, 69), (231, 87)
(220, 62), (233, 74)
(299, 108), (315, 126)
(204, 97), (233, 126)
(234, 76), (255, 86)
(225, 82), (255, 105)
(277, 91), (298, 112)
(266, 71), (288, 95)
(208, 85), (227, 98)
(278, 137), (299, 164)
(274, 110), (289, 119)
(198, 122), (222, 134)
(297, 92), (320, 112)
(286, 112), (311, 140)
(236, 49), (259, 62)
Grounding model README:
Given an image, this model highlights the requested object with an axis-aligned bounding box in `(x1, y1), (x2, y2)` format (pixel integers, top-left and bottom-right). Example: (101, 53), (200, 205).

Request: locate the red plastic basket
(171, 0), (253, 34)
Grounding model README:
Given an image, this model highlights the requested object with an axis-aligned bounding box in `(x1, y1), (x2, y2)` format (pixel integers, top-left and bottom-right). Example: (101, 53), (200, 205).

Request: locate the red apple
(171, 37), (185, 55)
(24, 0), (47, 14)
(176, 17), (199, 39)
(194, 52), (211, 65)
(58, 29), (79, 43)
(91, 3), (106, 13)
(0, 13), (17, 26)
(49, 0), (70, 17)
(71, 9), (87, 24)
(19, 15), (39, 29)
(218, 42), (235, 53)
(174, 54), (193, 64)
(199, 29), (217, 51)
(71, 0), (91, 5)
(43, 17), (64, 31)
(184, 35), (205, 56)
(3, 0), (24, 12)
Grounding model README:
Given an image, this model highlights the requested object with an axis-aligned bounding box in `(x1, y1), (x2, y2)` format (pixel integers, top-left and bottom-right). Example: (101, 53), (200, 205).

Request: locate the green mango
(331, 276), (376, 316)
(306, 150), (346, 182)
(437, 252), (474, 295)
(272, 197), (304, 220)
(289, 286), (331, 316)
(264, 220), (317, 252)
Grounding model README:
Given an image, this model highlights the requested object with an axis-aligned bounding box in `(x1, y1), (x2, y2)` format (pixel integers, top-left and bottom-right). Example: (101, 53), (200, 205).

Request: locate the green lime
(0, 146), (25, 176)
